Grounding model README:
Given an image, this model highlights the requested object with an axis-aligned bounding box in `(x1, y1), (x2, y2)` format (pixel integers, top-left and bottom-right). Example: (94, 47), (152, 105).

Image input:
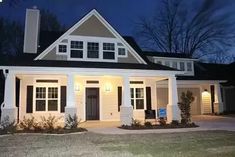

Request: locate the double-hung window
(58, 44), (67, 54)
(87, 42), (99, 58)
(35, 86), (59, 112)
(131, 88), (145, 110)
(103, 43), (115, 59)
(187, 62), (192, 71)
(179, 62), (185, 71)
(70, 41), (83, 58)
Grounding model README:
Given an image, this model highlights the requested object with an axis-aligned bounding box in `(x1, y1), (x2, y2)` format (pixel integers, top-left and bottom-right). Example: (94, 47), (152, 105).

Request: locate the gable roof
(35, 9), (146, 64)
(144, 51), (194, 59)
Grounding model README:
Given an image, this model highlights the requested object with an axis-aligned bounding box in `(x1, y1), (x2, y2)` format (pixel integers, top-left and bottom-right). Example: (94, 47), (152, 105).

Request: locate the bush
(159, 117), (166, 126)
(171, 120), (179, 126)
(65, 114), (80, 129)
(0, 116), (17, 134)
(144, 121), (152, 127)
(40, 115), (61, 131)
(131, 119), (142, 127)
(178, 91), (195, 124)
(19, 116), (40, 131)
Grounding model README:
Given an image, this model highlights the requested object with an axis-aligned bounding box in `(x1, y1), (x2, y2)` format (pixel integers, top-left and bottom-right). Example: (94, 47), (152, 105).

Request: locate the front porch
(1, 67), (181, 126)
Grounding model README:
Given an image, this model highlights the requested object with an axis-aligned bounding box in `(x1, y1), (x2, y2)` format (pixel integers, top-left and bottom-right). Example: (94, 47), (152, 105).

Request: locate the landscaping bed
(120, 122), (198, 130)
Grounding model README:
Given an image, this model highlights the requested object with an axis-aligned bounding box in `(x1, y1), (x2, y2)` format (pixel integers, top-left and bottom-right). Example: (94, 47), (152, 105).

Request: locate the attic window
(103, 43), (115, 60)
(118, 48), (126, 56)
(187, 62), (192, 71)
(70, 41), (83, 58)
(87, 42), (99, 58)
(58, 45), (67, 53)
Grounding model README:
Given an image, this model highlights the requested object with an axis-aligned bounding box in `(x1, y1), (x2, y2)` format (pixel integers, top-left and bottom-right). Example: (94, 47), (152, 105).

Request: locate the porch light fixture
(105, 83), (111, 92)
(204, 89), (208, 92)
(75, 84), (80, 91)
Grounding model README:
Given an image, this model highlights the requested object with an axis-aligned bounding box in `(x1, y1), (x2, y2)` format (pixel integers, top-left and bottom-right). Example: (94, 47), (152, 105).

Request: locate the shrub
(159, 117), (166, 126)
(144, 121), (152, 127)
(65, 114), (80, 129)
(40, 115), (61, 131)
(0, 116), (17, 134)
(19, 116), (40, 131)
(178, 91), (195, 124)
(131, 118), (142, 127)
(171, 120), (179, 126)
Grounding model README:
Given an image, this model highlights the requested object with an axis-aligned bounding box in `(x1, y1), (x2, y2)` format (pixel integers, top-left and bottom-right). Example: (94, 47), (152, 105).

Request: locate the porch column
(120, 75), (133, 126)
(214, 83), (224, 113)
(65, 74), (77, 122)
(167, 76), (180, 123)
(1, 71), (17, 123)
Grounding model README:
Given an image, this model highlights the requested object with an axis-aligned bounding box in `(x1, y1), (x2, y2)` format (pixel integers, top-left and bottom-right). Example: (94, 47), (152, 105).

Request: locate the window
(88, 42), (99, 58)
(70, 41), (83, 58)
(103, 43), (115, 59)
(179, 62), (185, 71)
(131, 88), (144, 110)
(35, 87), (58, 112)
(187, 62), (192, 71)
(58, 45), (67, 53)
(118, 48), (126, 56)
(172, 61), (178, 69)
(165, 61), (170, 67)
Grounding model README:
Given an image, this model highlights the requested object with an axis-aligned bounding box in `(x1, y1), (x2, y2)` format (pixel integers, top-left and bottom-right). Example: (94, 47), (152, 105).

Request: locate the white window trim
(56, 43), (68, 55)
(130, 82), (146, 111)
(117, 46), (128, 58)
(69, 40), (84, 59)
(102, 42), (116, 61)
(33, 79), (61, 113)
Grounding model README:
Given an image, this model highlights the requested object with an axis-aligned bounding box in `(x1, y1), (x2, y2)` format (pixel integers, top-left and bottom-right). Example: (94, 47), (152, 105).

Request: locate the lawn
(0, 131), (235, 157)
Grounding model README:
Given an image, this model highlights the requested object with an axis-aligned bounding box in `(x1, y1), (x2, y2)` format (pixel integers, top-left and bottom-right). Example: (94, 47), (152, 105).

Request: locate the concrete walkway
(83, 115), (235, 134)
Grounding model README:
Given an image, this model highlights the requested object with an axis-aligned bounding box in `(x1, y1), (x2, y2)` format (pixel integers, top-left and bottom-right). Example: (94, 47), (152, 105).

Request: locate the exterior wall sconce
(105, 83), (111, 92)
(204, 89), (208, 92)
(75, 84), (80, 91)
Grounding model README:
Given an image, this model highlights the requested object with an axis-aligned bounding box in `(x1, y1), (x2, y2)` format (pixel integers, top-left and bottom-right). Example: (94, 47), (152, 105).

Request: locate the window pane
(103, 43), (115, 50)
(165, 61), (170, 66)
(71, 41), (83, 49)
(131, 88), (134, 98)
(187, 62), (192, 71)
(36, 100), (46, 111)
(180, 62), (185, 71)
(58, 45), (67, 53)
(36, 87), (46, 98)
(172, 62), (177, 69)
(136, 99), (144, 109)
(118, 48), (126, 56)
(48, 87), (58, 98)
(71, 50), (83, 58)
(48, 100), (58, 111)
(136, 88), (144, 98)
(103, 51), (115, 59)
(87, 42), (99, 58)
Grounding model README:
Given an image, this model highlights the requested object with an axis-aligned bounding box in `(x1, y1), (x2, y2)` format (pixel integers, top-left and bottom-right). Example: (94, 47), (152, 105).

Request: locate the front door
(86, 88), (99, 120)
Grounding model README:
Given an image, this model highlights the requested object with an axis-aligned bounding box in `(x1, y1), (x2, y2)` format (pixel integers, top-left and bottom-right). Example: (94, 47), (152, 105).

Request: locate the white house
(0, 8), (225, 126)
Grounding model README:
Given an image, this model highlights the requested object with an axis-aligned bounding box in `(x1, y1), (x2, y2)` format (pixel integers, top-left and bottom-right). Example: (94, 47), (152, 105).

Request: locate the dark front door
(86, 88), (99, 120)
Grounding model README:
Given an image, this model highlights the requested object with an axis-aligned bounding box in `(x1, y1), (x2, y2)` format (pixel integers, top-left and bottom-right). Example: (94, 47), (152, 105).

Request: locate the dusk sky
(1, 0), (235, 60)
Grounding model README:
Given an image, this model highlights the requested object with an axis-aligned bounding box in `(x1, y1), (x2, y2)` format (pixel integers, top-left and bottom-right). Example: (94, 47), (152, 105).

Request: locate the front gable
(35, 9), (146, 64)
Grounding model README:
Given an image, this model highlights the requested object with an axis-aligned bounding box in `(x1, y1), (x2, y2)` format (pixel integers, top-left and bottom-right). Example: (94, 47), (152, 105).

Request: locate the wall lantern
(75, 84), (80, 91)
(105, 83), (111, 92)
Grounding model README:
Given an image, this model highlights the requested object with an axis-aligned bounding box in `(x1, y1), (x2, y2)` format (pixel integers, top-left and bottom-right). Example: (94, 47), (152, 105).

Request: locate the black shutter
(60, 86), (66, 113)
(146, 87), (152, 110)
(26, 86), (33, 113)
(118, 86), (122, 112)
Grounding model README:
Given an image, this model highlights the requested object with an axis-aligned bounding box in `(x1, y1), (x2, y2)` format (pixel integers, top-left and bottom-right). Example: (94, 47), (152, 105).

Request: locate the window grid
(58, 45), (67, 53)
(187, 62), (192, 71)
(70, 41), (83, 58)
(103, 42), (115, 60)
(118, 48), (126, 56)
(130, 88), (144, 110)
(87, 42), (99, 58)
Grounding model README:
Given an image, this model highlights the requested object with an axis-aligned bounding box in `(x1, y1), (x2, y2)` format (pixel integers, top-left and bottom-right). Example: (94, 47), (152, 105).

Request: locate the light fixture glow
(75, 84), (80, 91)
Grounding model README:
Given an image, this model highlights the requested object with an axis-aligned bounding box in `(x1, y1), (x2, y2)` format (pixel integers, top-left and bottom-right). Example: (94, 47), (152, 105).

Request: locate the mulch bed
(0, 128), (87, 135)
(119, 123), (199, 130)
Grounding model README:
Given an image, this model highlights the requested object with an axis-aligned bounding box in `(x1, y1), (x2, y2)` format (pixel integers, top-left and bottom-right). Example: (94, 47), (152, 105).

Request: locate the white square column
(1, 71), (17, 123)
(167, 76), (180, 123)
(65, 74), (77, 122)
(120, 75), (133, 126)
(214, 83), (223, 113)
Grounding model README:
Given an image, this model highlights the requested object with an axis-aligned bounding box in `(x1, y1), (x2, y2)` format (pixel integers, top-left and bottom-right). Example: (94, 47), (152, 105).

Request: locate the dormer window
(172, 61), (177, 69)
(87, 42), (99, 58)
(103, 43), (115, 60)
(118, 48), (126, 56)
(58, 44), (67, 54)
(70, 41), (83, 58)
(179, 62), (185, 71)
(187, 62), (192, 71)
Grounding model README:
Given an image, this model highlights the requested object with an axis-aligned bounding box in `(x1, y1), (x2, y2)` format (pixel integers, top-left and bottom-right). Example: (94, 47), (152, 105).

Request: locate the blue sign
(159, 108), (167, 118)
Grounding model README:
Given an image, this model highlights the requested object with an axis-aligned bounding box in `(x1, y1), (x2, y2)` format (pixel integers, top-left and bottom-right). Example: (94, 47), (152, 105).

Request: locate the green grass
(0, 131), (235, 157)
